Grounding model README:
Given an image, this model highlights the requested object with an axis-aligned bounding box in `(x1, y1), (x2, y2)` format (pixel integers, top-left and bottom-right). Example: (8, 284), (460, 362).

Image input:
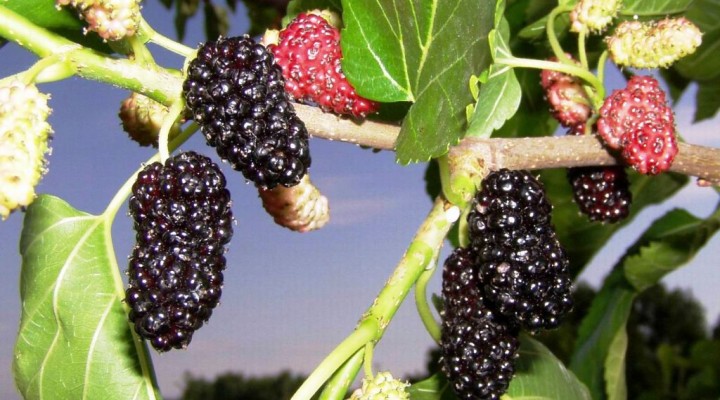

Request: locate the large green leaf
(14, 195), (160, 400)
(505, 335), (592, 399)
(570, 204), (720, 400)
(623, 207), (720, 291)
(4, 0), (111, 53)
(619, 0), (694, 16)
(341, 0), (496, 163)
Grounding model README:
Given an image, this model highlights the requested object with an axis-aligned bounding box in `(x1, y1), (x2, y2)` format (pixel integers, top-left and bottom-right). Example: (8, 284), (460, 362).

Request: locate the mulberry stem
(0, 5), (182, 105)
(495, 56), (604, 109)
(291, 320), (377, 400)
(415, 255), (442, 343)
(293, 197), (458, 400)
(139, 18), (195, 57)
(318, 349), (365, 400)
(546, 5), (574, 64)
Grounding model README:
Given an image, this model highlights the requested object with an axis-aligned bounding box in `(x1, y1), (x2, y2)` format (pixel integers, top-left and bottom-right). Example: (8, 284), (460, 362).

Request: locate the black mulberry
(468, 169), (573, 333)
(125, 151), (233, 352)
(441, 247), (520, 400)
(566, 122), (632, 223)
(183, 34), (311, 189)
(568, 166), (632, 223)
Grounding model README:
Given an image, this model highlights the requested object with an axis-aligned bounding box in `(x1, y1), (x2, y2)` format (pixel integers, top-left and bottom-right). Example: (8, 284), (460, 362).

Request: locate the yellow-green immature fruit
(570, 0), (622, 33)
(0, 81), (52, 220)
(258, 174), (329, 232)
(349, 372), (410, 400)
(119, 92), (181, 147)
(607, 17), (702, 69)
(83, 0), (142, 41)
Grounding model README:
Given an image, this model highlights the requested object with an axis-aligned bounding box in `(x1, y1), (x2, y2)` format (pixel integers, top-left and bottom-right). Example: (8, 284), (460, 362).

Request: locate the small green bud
(0, 81), (52, 219)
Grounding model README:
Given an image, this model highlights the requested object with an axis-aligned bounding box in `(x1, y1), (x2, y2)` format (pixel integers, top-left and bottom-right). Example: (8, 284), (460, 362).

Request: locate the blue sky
(1, 2), (719, 399)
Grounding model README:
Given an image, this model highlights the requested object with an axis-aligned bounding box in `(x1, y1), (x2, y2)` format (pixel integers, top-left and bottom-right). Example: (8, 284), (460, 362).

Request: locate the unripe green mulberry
(349, 372), (410, 400)
(119, 92), (181, 147)
(570, 0), (621, 33)
(607, 17), (702, 69)
(0, 81), (52, 219)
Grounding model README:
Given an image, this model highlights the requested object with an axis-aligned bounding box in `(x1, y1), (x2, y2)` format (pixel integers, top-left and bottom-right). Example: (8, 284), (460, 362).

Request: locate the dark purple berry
(568, 166), (632, 223)
(468, 169), (573, 333)
(125, 151), (233, 352)
(441, 247), (520, 400)
(183, 35), (311, 189)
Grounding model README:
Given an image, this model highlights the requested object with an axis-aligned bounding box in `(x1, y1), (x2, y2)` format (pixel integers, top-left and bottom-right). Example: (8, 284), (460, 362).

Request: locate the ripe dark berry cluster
(440, 171), (572, 399)
(269, 13), (378, 118)
(467, 169), (573, 333)
(183, 34), (311, 189)
(125, 151), (233, 352)
(566, 123), (632, 223)
(597, 75), (677, 174)
(441, 247), (520, 400)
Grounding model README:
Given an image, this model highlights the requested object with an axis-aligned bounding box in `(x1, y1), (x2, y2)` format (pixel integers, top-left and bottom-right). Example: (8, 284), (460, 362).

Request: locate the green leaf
(14, 195), (160, 400)
(694, 76), (720, 121)
(4, 0), (111, 53)
(506, 335), (592, 399)
(341, 0), (496, 163)
(569, 271), (636, 400)
(570, 204), (720, 399)
(619, 0), (694, 16)
(541, 170), (688, 276)
(466, 18), (522, 139)
(624, 207), (720, 292)
(408, 373), (456, 400)
(604, 324), (628, 400)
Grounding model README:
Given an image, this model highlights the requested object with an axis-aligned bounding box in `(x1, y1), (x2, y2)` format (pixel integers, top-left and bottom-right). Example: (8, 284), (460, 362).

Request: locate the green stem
(363, 342), (374, 378)
(158, 100), (186, 163)
(139, 18), (195, 57)
(495, 56), (604, 110)
(546, 5), (573, 63)
(578, 30), (589, 70)
(293, 197), (458, 400)
(596, 50), (609, 90)
(292, 320), (377, 400)
(318, 349), (365, 400)
(415, 254), (441, 344)
(0, 5), (182, 105)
